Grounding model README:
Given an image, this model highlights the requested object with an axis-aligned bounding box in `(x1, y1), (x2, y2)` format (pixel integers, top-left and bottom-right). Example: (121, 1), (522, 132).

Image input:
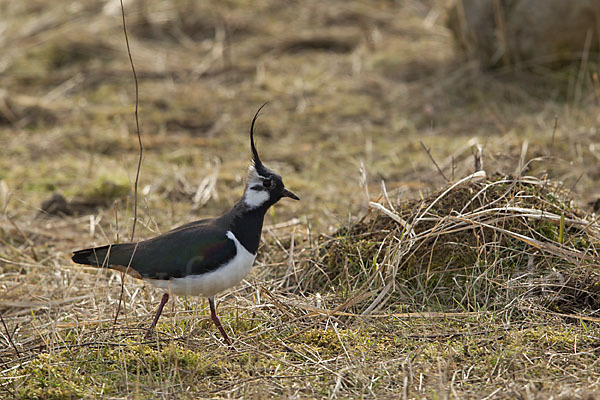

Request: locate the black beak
(282, 188), (300, 200)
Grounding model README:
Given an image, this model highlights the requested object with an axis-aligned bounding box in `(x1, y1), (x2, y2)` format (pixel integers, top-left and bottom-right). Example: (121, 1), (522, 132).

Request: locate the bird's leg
(209, 296), (232, 346)
(145, 293), (169, 338)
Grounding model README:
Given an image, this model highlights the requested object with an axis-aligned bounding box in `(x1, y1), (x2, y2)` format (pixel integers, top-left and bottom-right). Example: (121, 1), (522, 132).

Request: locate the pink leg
(145, 293), (169, 338)
(209, 296), (232, 346)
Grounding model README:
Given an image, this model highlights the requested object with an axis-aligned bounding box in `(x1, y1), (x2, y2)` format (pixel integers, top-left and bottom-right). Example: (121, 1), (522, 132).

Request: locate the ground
(1, 0), (600, 398)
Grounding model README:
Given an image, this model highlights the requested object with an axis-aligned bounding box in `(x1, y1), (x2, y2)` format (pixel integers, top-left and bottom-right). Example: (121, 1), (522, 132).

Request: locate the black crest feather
(250, 102), (269, 176)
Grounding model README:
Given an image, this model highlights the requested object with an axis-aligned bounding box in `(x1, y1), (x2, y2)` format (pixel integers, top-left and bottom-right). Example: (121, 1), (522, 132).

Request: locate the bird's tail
(72, 243), (137, 267)
(72, 243), (142, 278)
(71, 244), (112, 267)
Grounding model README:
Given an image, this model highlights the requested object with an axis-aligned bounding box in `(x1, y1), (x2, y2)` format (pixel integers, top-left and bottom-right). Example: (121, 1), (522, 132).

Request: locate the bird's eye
(263, 179), (272, 188)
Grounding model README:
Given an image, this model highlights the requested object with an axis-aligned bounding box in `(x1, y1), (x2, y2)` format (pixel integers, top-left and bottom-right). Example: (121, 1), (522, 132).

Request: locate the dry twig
(114, 0), (143, 326)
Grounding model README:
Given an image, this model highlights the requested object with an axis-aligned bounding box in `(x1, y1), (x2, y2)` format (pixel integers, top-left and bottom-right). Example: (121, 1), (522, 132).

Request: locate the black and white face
(244, 103), (299, 209)
(244, 165), (299, 209)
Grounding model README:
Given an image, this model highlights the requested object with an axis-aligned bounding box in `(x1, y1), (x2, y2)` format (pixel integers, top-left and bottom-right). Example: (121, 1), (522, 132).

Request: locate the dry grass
(1, 0), (600, 398)
(296, 172), (600, 314)
(3, 172), (600, 399)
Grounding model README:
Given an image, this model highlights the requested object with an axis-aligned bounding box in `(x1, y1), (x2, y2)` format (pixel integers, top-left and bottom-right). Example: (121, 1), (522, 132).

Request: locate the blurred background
(1, 0), (598, 236)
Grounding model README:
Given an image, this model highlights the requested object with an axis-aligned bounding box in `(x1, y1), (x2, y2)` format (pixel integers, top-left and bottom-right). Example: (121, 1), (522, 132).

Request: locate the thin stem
(115, 0), (143, 326)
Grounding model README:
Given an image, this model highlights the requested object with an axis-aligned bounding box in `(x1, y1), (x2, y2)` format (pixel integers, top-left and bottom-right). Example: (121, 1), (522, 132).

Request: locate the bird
(71, 103), (299, 345)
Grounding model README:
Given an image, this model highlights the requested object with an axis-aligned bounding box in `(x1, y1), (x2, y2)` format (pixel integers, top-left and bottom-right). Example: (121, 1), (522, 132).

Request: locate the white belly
(147, 231), (256, 297)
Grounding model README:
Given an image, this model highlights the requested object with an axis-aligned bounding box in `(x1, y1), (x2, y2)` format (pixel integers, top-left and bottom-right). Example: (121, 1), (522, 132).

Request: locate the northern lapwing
(71, 104), (299, 345)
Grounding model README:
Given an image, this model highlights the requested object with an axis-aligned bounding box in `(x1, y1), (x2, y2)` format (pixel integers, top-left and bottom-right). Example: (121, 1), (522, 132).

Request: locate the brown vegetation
(1, 0), (600, 398)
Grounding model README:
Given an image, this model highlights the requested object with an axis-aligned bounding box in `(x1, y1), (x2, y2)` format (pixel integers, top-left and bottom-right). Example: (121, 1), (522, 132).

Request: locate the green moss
(15, 353), (84, 399)
(300, 328), (342, 354)
(10, 342), (232, 398)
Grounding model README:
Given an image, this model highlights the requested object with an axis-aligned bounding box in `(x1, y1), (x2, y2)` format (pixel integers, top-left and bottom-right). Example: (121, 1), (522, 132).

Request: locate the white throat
(244, 165), (269, 209)
(244, 188), (269, 208)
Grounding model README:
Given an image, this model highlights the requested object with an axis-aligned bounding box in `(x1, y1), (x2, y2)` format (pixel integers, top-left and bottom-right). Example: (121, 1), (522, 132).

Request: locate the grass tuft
(293, 173), (600, 318)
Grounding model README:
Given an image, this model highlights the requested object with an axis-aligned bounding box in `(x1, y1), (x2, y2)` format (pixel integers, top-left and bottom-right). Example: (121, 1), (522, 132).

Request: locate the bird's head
(243, 103), (299, 209)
